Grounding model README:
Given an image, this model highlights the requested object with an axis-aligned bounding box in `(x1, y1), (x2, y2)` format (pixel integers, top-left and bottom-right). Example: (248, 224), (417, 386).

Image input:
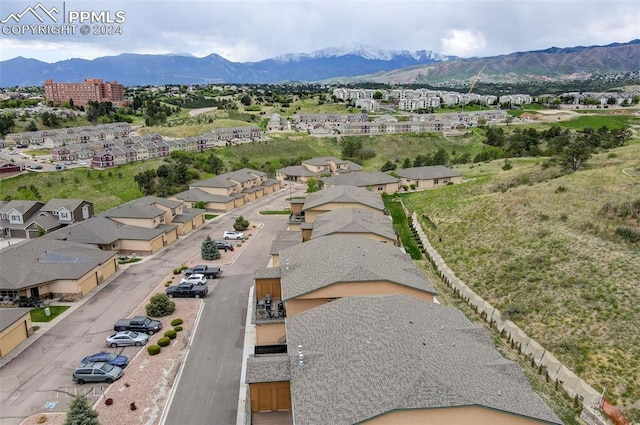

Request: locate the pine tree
(201, 235), (220, 260)
(65, 396), (100, 425)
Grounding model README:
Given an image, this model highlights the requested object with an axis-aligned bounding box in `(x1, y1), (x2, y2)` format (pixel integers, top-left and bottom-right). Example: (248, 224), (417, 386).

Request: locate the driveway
(0, 183), (300, 425)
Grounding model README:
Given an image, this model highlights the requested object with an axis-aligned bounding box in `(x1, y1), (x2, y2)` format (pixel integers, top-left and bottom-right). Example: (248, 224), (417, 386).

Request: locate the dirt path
(188, 107), (218, 117)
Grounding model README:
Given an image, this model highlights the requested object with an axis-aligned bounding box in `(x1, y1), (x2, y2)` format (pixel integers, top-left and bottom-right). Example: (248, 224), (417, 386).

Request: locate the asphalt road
(0, 183), (299, 425)
(161, 203), (289, 425)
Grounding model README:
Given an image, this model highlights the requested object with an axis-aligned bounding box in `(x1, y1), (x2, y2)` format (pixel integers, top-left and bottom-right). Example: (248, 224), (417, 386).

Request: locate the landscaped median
(20, 272), (203, 425)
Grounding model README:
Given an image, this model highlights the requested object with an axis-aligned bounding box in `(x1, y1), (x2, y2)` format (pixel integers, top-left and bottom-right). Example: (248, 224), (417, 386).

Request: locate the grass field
(401, 143), (640, 406)
(0, 160), (163, 212)
(30, 305), (70, 322)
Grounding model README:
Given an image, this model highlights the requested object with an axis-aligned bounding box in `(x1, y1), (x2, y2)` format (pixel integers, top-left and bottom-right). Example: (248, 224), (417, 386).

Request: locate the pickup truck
(183, 264), (223, 279)
(166, 283), (209, 298)
(113, 316), (163, 335)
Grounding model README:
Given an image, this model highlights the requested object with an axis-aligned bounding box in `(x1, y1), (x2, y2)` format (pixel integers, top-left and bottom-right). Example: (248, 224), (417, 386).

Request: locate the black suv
(215, 240), (235, 252)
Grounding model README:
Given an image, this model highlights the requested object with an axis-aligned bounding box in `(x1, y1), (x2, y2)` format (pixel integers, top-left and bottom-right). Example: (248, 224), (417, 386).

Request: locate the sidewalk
(0, 249), (160, 370)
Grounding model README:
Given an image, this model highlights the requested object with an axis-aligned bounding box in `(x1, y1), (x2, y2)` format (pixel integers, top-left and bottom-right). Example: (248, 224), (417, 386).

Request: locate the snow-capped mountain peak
(274, 43), (453, 63)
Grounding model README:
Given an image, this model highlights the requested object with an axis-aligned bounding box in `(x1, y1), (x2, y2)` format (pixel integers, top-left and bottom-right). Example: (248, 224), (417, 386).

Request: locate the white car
(223, 231), (244, 240)
(180, 273), (207, 285)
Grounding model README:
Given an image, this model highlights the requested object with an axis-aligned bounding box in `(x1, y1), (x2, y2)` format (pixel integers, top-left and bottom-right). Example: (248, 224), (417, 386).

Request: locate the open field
(402, 143), (640, 407)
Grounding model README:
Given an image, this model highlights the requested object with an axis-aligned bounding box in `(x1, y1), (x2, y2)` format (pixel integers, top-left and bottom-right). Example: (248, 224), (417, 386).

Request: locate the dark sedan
(81, 351), (129, 368)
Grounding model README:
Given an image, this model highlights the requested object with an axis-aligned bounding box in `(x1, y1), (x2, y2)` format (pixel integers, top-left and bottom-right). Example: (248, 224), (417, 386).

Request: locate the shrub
(616, 227), (640, 244)
(164, 282), (171, 287)
(36, 416), (47, 424)
(147, 345), (161, 355)
(145, 293), (176, 317)
(233, 215), (250, 231)
(157, 337), (171, 347)
(172, 268), (181, 275)
(171, 318), (183, 326)
(174, 325), (183, 332)
(164, 330), (177, 339)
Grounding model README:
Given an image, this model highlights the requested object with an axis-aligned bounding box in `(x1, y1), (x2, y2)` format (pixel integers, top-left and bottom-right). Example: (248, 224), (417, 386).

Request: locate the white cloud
(441, 29), (487, 57)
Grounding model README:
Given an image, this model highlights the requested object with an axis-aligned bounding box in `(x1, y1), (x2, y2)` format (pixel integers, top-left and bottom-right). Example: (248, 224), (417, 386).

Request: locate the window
(434, 179), (439, 184)
(10, 214), (21, 222)
(59, 212), (69, 220)
(377, 186), (384, 191)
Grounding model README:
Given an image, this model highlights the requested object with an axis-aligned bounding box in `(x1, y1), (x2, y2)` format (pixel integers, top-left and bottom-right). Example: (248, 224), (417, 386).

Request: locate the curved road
(0, 184), (298, 425)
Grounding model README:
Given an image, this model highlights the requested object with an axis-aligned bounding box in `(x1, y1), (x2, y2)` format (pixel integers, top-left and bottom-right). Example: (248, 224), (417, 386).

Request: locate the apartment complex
(44, 78), (125, 107)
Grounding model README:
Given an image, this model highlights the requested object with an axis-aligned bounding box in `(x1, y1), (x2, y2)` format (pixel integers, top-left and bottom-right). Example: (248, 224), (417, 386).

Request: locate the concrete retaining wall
(411, 212), (602, 407)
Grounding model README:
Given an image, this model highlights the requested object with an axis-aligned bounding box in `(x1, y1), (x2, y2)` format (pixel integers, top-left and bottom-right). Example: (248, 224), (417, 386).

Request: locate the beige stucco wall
(305, 202), (382, 223)
(255, 322), (286, 345)
(364, 405), (551, 425)
(286, 281), (434, 316)
(109, 217), (158, 228)
(365, 182), (400, 194)
(203, 200), (234, 212)
(193, 186), (233, 196)
(0, 313), (31, 358)
(118, 236), (163, 254)
(314, 231), (394, 244)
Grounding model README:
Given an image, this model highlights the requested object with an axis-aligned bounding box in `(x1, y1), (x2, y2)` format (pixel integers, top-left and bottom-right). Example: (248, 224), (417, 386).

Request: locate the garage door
(80, 273), (98, 296)
(250, 381), (291, 412)
(0, 320), (28, 358)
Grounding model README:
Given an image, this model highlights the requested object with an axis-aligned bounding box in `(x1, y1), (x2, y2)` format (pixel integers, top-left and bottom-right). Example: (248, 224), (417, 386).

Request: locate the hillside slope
(407, 143), (640, 407)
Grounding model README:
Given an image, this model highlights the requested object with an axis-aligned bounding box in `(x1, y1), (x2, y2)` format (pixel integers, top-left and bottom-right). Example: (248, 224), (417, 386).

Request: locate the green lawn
(383, 195), (422, 260)
(557, 114), (638, 130)
(30, 305), (70, 322)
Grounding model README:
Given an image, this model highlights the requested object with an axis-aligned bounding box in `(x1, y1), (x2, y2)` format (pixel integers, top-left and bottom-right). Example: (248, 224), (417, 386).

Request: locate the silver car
(106, 330), (149, 348)
(73, 361), (123, 384)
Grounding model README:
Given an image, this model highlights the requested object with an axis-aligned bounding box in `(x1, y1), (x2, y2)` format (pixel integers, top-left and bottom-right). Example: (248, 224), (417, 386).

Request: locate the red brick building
(44, 78), (125, 107)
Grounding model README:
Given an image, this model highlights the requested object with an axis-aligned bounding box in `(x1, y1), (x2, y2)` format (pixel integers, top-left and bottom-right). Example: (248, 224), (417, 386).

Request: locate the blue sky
(0, 0), (638, 63)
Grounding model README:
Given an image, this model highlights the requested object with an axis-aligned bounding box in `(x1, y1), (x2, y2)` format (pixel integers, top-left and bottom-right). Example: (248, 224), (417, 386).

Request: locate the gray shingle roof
(0, 308), (33, 333)
(0, 239), (117, 290)
(171, 188), (235, 203)
(276, 165), (319, 178)
(46, 216), (170, 243)
(311, 208), (396, 241)
(100, 202), (164, 219)
(40, 199), (86, 212)
(0, 200), (43, 214)
(171, 207), (204, 224)
(395, 165), (462, 180)
(278, 235), (436, 300)
(320, 171), (399, 188)
(254, 267), (283, 279)
(246, 354), (290, 383)
(302, 186), (384, 212)
(286, 295), (562, 425)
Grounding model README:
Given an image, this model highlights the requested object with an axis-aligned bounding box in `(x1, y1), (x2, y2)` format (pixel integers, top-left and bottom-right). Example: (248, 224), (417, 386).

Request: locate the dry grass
(407, 143), (640, 406)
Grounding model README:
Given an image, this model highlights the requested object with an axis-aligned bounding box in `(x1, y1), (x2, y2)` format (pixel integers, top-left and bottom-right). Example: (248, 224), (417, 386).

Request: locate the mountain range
(0, 40), (638, 87)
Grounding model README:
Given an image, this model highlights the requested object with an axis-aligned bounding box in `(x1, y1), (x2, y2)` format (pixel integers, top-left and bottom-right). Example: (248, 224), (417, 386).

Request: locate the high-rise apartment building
(44, 78), (125, 107)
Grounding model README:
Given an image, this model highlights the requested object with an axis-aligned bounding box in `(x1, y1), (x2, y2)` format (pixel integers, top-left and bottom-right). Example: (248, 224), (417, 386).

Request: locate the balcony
(255, 295), (285, 322)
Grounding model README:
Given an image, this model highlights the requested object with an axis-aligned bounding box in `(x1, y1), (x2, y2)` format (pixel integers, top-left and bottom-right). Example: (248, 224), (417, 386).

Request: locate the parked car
(215, 240), (235, 252)
(73, 362), (124, 385)
(223, 230), (244, 240)
(81, 352), (129, 368)
(166, 283), (209, 298)
(180, 273), (207, 285)
(113, 316), (163, 335)
(27, 165), (43, 170)
(183, 265), (223, 279)
(105, 331), (149, 348)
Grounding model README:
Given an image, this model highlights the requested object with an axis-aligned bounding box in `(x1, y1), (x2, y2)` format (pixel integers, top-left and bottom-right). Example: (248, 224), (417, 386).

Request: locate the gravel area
(20, 277), (202, 425)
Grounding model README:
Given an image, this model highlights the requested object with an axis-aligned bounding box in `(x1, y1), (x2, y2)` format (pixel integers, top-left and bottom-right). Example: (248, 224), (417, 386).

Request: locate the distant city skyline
(0, 0), (638, 63)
